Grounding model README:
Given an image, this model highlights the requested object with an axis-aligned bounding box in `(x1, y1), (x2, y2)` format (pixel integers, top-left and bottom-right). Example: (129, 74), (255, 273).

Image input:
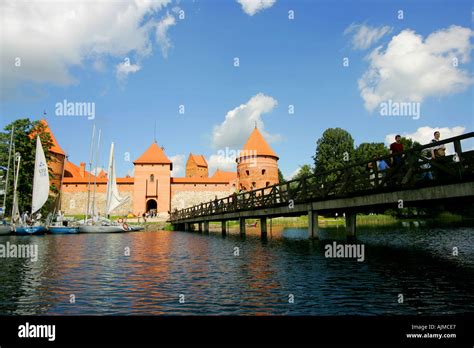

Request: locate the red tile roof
(171, 177), (231, 184)
(189, 153), (208, 167)
(30, 119), (66, 156)
(63, 161), (133, 184)
(134, 142), (172, 165)
(211, 169), (237, 181)
(240, 127), (278, 159)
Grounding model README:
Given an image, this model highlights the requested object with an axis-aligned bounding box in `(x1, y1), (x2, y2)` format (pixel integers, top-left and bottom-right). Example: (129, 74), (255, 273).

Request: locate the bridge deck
(169, 133), (474, 238)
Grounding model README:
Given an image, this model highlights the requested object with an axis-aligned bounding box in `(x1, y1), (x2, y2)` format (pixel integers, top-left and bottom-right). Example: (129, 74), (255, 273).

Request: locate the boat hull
(79, 225), (125, 233)
(15, 226), (47, 235)
(0, 225), (12, 235)
(48, 226), (79, 234)
(129, 225), (144, 232)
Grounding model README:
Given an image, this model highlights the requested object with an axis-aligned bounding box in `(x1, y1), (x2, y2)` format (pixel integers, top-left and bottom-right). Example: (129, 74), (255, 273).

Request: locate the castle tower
(185, 153), (208, 178)
(237, 126), (279, 191)
(133, 141), (172, 217)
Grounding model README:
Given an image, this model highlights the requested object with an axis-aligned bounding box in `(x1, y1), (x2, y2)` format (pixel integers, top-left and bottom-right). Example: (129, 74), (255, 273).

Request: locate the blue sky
(1, 0), (472, 178)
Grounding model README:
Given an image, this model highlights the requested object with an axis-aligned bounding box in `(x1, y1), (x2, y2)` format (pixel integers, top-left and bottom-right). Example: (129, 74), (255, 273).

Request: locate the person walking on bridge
(390, 135), (404, 166)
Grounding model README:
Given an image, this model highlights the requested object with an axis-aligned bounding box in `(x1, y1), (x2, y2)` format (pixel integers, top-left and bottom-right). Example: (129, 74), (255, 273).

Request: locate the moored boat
(48, 226), (79, 234)
(79, 224), (125, 233)
(15, 225), (47, 235)
(0, 224), (12, 235)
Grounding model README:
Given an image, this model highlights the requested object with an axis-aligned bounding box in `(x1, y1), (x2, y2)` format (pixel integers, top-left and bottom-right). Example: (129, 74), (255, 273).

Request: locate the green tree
(400, 136), (422, 150)
(293, 164), (314, 180)
(278, 169), (285, 183)
(355, 142), (389, 163)
(0, 119), (54, 217)
(313, 128), (355, 175)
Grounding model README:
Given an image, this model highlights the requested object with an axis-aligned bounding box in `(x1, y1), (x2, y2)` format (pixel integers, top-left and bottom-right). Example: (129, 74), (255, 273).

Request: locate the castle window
(252, 182), (256, 188)
(262, 169), (266, 175)
(266, 181), (270, 187)
(246, 170), (250, 176)
(150, 174), (154, 182)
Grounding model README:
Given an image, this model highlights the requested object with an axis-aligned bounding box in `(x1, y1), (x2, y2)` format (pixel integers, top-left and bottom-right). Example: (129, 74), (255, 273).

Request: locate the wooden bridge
(169, 133), (474, 239)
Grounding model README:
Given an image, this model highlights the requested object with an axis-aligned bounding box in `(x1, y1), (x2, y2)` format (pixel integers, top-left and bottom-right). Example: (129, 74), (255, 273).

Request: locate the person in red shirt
(390, 135), (404, 166)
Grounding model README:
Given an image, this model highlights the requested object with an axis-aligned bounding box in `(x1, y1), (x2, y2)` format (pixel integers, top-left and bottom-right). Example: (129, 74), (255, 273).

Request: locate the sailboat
(16, 136), (48, 235)
(48, 156), (79, 234)
(0, 126), (14, 235)
(79, 142), (130, 233)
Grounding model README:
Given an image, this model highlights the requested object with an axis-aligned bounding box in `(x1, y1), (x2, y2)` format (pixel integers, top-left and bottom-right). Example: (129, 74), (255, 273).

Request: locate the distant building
(38, 121), (279, 218)
(186, 153), (208, 178)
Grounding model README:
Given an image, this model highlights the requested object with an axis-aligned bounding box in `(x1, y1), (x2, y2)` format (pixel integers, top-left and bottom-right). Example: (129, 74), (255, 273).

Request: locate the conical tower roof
(240, 127), (278, 159)
(134, 142), (172, 166)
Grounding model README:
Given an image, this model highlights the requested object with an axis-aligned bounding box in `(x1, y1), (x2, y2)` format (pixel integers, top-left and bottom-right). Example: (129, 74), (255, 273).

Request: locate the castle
(39, 120), (279, 218)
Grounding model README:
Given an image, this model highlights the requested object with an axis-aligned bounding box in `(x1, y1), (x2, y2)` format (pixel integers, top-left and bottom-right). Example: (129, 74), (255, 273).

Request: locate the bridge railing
(170, 132), (474, 221)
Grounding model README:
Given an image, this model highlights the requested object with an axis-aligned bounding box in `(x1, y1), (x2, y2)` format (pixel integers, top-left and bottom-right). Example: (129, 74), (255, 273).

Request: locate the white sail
(105, 142), (128, 215)
(31, 136), (50, 214)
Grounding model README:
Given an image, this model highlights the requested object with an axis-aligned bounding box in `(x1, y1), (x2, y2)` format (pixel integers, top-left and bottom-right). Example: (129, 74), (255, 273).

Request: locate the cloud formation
(0, 0), (174, 99)
(212, 93), (279, 149)
(237, 0), (276, 16)
(170, 154), (185, 177)
(359, 26), (473, 112)
(344, 23), (392, 50)
(156, 13), (177, 58)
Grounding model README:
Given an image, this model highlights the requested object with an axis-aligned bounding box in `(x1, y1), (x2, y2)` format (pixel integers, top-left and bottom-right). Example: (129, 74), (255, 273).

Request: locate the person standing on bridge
(431, 131), (446, 159)
(390, 135), (404, 166)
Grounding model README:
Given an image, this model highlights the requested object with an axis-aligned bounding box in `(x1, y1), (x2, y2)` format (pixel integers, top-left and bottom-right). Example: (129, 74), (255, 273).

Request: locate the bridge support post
(345, 213), (356, 240)
(203, 221), (209, 234)
(239, 217), (246, 237)
(260, 217), (267, 240)
(308, 210), (319, 239)
(184, 223), (189, 232)
(198, 222), (202, 233)
(221, 220), (227, 236)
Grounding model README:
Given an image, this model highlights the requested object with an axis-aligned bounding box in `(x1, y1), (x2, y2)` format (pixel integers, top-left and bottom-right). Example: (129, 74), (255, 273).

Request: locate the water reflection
(0, 223), (472, 315)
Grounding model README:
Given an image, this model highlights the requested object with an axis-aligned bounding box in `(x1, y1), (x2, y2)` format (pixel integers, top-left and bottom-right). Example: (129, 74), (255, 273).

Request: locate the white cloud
(385, 126), (466, 154)
(344, 23), (392, 50)
(208, 153), (237, 174)
(0, 0), (173, 99)
(170, 154), (185, 177)
(359, 26), (473, 112)
(116, 61), (141, 82)
(237, 0), (276, 16)
(212, 93), (279, 149)
(156, 13), (177, 58)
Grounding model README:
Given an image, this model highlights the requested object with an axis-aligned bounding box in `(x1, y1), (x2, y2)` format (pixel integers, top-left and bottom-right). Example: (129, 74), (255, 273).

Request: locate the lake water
(0, 224), (473, 315)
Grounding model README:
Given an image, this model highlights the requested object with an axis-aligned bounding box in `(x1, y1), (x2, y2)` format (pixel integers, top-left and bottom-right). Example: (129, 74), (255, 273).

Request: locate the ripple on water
(0, 225), (473, 315)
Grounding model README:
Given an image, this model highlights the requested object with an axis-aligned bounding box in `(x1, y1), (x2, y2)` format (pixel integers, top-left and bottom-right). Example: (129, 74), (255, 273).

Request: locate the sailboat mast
(2, 125), (14, 217)
(11, 153), (20, 219)
(91, 129), (101, 218)
(85, 124), (96, 222)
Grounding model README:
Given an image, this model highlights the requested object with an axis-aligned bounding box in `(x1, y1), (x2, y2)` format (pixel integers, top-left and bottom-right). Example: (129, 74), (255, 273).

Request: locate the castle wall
(61, 182), (134, 216)
(61, 190), (133, 216)
(170, 183), (234, 210)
